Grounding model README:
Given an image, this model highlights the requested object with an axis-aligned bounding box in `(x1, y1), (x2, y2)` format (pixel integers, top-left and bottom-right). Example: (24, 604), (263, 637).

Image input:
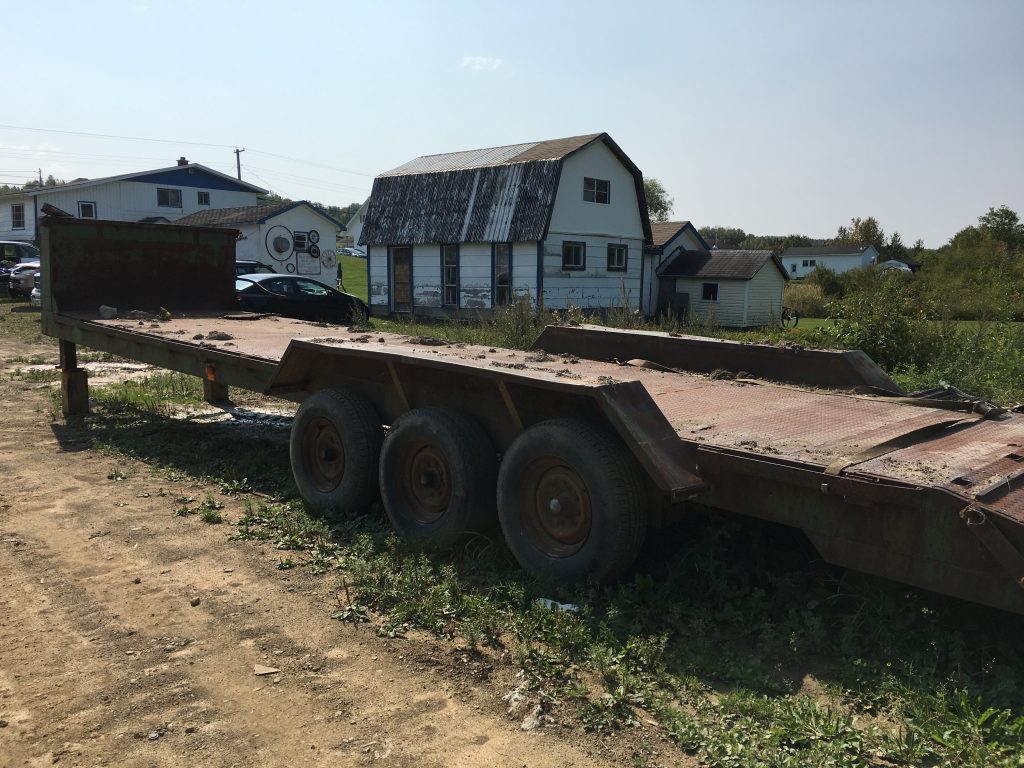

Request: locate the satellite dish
(308, 229), (320, 245)
(264, 225), (294, 261)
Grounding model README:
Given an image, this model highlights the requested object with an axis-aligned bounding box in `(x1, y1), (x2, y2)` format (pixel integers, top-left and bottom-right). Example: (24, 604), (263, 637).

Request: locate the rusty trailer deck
(37, 217), (1024, 615)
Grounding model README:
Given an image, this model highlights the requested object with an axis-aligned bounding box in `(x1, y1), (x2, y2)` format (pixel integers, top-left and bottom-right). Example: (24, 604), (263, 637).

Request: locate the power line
(0, 123), (376, 178)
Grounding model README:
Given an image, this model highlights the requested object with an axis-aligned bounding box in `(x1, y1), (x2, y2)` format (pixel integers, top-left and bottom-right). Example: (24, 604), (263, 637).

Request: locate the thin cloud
(460, 56), (501, 72)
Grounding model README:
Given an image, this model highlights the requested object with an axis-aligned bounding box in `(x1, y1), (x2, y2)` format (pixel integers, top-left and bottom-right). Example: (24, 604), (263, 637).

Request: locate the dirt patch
(0, 335), (634, 767)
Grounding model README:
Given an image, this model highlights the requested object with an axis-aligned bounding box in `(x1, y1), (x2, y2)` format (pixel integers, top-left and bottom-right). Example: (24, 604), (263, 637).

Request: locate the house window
(293, 232), (308, 252)
(78, 201), (97, 219)
(157, 188), (182, 207)
(701, 283), (719, 301)
(583, 177), (610, 204)
(607, 243), (627, 272)
(198, 191), (210, 206)
(802, 259), (816, 268)
(493, 243), (511, 306)
(790, 263), (797, 274)
(562, 241), (585, 271)
(442, 244), (459, 307)
(11, 203), (25, 230)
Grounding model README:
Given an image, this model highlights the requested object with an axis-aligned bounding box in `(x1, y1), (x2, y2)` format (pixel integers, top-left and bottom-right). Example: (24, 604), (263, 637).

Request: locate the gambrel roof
(360, 133), (652, 246)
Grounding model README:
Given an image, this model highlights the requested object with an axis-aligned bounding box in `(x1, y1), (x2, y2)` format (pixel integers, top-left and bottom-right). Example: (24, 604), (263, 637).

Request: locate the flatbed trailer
(38, 217), (1024, 615)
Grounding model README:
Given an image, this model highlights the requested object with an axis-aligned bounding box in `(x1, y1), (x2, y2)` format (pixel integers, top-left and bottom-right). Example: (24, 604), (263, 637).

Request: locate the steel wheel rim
(302, 416), (345, 492)
(400, 442), (452, 523)
(522, 458), (591, 557)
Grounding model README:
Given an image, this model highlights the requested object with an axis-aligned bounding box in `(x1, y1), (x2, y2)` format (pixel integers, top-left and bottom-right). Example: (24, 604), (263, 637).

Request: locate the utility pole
(38, 168), (42, 185)
(234, 148), (245, 180)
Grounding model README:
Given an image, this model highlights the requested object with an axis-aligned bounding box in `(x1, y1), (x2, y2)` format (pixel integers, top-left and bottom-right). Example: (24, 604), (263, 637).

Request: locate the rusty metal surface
(531, 324), (902, 391)
(50, 309), (1024, 612)
(40, 217), (238, 316)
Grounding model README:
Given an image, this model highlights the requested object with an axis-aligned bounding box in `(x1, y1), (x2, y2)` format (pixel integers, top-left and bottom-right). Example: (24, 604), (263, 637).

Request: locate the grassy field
(338, 254), (368, 302)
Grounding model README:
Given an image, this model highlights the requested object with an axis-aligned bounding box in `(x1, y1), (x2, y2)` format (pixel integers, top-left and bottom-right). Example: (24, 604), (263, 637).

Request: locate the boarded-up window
(293, 232), (308, 252)
(583, 177), (610, 204)
(607, 243), (627, 271)
(562, 241), (585, 271)
(443, 244), (459, 307)
(701, 283), (719, 301)
(11, 203), (25, 229)
(493, 243), (511, 306)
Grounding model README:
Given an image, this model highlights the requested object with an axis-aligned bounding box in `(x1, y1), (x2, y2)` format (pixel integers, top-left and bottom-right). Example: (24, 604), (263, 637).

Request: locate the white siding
(413, 244), (442, 307)
(745, 264), (786, 326)
(512, 241), (538, 302)
(369, 245), (389, 306)
(541, 234), (644, 310)
(0, 195), (34, 240)
(673, 278), (747, 327)
(459, 243), (492, 309)
(249, 207), (340, 282)
(548, 141), (645, 239)
(644, 227), (709, 316)
(234, 224), (260, 261)
(784, 248), (877, 279)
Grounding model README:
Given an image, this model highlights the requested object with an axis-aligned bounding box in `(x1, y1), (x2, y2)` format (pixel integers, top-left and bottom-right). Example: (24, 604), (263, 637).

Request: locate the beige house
(655, 249), (788, 327)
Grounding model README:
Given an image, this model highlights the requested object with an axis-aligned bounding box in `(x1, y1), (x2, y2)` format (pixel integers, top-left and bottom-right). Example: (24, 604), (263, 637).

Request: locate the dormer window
(583, 177), (610, 204)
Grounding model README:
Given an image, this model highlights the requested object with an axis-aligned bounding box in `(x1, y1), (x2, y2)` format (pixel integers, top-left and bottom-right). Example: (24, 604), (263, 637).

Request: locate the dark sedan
(235, 274), (368, 324)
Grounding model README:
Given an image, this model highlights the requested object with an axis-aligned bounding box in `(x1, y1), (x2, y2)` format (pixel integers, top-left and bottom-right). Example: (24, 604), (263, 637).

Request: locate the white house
(174, 201), (343, 282)
(0, 158), (266, 242)
(781, 244), (878, 279)
(642, 220), (711, 317)
(359, 133), (652, 317)
(655, 249), (788, 327)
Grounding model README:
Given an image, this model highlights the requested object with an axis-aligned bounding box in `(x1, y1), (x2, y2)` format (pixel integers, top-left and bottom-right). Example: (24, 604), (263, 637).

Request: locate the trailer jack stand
(59, 340), (89, 416)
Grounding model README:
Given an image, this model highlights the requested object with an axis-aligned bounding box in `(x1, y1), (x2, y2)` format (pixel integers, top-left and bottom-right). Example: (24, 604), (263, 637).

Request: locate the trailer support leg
(59, 339), (89, 416)
(203, 378), (230, 404)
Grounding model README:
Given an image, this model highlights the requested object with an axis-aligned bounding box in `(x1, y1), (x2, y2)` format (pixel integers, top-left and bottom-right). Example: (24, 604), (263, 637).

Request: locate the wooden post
(59, 339), (89, 416)
(203, 378), (230, 403)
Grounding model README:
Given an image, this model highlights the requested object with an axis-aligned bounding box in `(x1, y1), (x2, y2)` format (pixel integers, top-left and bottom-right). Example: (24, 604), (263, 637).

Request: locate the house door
(391, 247), (412, 312)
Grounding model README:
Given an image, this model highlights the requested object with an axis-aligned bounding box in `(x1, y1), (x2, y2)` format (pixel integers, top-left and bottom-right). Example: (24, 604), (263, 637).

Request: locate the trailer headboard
(39, 216), (239, 317)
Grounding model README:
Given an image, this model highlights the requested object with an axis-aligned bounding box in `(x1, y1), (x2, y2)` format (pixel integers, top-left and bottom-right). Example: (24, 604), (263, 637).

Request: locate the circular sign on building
(308, 229), (320, 245)
(264, 225), (294, 262)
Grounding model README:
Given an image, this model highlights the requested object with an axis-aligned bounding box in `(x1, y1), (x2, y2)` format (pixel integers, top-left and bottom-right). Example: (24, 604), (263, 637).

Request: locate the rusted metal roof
(361, 133), (652, 246)
(173, 201), (344, 230)
(657, 249), (789, 280)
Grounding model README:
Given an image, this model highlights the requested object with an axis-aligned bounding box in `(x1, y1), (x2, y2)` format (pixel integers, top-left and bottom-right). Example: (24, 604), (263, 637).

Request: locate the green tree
(699, 226), (747, 249)
(836, 216), (885, 251)
(978, 205), (1022, 252)
(643, 177), (673, 222)
(882, 231), (907, 262)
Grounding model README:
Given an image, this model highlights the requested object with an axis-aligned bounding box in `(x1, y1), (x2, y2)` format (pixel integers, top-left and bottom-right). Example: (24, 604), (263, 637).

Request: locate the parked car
(1, 241), (40, 263)
(7, 262), (40, 298)
(235, 260), (276, 276)
(235, 274), (368, 324)
(337, 247), (366, 258)
(30, 273), (41, 307)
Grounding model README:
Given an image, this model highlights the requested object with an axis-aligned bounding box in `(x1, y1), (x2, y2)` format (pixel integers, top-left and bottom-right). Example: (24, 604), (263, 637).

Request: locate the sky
(3, 0), (1022, 247)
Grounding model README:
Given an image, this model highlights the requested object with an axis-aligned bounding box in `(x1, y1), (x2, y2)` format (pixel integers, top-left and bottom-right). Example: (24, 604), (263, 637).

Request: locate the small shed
(175, 201), (343, 282)
(656, 249), (788, 327)
(642, 220), (711, 317)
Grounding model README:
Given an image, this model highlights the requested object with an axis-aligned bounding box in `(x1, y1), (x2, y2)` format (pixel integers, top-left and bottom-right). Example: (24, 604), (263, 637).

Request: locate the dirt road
(0, 330), (623, 767)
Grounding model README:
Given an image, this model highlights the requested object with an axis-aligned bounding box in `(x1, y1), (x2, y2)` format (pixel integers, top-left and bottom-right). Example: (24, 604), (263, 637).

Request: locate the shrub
(784, 282), (826, 318)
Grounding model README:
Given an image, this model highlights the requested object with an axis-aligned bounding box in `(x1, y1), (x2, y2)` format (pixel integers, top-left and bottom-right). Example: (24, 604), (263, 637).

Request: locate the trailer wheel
(497, 419), (647, 583)
(290, 389), (383, 516)
(379, 408), (497, 544)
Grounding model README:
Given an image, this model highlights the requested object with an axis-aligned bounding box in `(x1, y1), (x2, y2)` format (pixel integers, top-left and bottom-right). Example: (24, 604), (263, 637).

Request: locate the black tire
(496, 419), (647, 583)
(379, 408), (497, 544)
(289, 389), (383, 517)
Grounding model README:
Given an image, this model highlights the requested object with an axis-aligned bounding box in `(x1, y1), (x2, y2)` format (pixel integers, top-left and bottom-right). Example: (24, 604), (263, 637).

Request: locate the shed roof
(783, 244), (873, 257)
(360, 133), (651, 246)
(657, 249), (789, 280)
(648, 220), (711, 251)
(173, 200), (343, 230)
